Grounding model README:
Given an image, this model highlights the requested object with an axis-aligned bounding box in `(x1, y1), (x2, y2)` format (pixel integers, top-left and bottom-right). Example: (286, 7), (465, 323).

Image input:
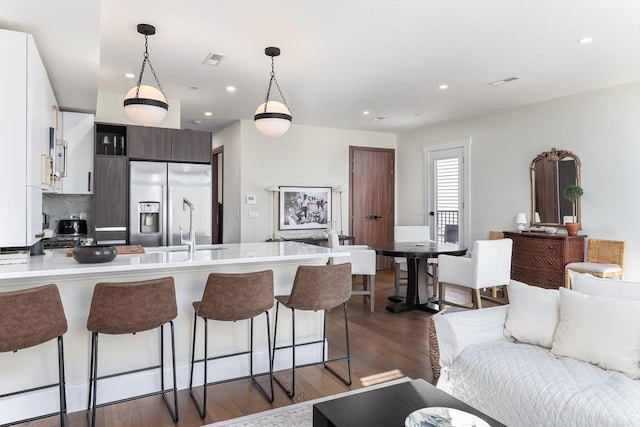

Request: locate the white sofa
(432, 273), (640, 427)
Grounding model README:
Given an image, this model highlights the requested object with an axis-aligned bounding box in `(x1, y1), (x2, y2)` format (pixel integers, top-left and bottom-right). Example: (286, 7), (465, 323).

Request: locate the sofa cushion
(504, 280), (559, 348)
(570, 271), (640, 300)
(551, 287), (640, 379)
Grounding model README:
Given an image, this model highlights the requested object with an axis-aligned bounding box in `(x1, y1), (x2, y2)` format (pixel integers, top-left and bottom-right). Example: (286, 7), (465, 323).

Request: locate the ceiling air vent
(488, 76), (522, 86)
(202, 52), (225, 67)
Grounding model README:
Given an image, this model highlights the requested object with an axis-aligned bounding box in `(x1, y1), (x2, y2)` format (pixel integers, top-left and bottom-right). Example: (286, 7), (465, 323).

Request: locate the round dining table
(370, 241), (467, 313)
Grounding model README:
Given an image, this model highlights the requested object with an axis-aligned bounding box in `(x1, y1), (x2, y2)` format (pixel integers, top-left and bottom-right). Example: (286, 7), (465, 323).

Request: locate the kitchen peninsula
(0, 242), (348, 424)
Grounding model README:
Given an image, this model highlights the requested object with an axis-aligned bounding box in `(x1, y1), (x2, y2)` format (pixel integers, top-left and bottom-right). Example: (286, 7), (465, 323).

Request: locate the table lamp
(515, 213), (528, 232)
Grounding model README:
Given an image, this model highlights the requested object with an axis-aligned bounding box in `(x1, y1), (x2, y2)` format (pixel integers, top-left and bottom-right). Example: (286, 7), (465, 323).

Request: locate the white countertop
(0, 241), (349, 281)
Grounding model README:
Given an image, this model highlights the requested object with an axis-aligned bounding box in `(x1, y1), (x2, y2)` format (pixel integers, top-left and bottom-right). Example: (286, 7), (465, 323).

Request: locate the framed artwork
(279, 186), (332, 230)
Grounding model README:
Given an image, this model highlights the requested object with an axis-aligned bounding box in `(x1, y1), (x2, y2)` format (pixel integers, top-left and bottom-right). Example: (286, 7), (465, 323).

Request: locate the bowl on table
(72, 245), (117, 264)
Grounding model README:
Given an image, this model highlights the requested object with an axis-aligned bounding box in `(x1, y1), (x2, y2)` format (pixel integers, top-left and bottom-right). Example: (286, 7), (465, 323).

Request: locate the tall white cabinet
(59, 112), (95, 194)
(0, 29), (58, 248)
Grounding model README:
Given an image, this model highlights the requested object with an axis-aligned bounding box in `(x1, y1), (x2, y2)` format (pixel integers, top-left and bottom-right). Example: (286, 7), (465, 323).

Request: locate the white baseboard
(0, 342), (324, 425)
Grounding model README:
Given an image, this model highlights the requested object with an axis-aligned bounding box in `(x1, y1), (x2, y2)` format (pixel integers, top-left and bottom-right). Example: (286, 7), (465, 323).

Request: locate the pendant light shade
(124, 85), (168, 126)
(123, 24), (168, 126)
(254, 101), (291, 138)
(254, 47), (292, 138)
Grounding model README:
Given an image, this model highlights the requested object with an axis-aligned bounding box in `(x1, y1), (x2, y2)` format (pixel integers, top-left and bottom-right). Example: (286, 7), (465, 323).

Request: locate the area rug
(205, 376), (412, 427)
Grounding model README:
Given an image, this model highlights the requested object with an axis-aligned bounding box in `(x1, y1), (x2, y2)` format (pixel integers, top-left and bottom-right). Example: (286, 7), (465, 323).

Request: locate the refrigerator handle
(166, 184), (172, 246)
(163, 184), (168, 246)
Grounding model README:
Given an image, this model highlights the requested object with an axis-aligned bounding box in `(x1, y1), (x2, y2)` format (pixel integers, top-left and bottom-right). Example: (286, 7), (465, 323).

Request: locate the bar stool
(0, 284), (68, 427)
(189, 270), (274, 418)
(86, 277), (178, 427)
(272, 263), (352, 397)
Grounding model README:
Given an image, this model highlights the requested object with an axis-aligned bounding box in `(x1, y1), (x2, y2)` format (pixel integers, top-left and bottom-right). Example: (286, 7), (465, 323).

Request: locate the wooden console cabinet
(504, 231), (586, 289)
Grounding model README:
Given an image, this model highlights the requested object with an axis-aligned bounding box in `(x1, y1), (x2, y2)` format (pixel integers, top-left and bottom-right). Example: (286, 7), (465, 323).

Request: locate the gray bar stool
(0, 284), (68, 427)
(86, 277), (178, 427)
(189, 270), (274, 418)
(272, 263), (352, 397)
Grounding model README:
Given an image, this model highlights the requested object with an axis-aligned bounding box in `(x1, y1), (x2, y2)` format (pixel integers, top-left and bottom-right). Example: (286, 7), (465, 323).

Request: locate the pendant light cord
(134, 34), (167, 103)
(262, 56), (289, 113)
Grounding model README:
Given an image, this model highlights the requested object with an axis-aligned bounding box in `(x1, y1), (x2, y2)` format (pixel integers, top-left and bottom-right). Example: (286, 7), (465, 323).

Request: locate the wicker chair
(0, 284), (68, 427)
(189, 270), (275, 418)
(272, 263), (352, 397)
(86, 277), (178, 427)
(565, 239), (626, 287)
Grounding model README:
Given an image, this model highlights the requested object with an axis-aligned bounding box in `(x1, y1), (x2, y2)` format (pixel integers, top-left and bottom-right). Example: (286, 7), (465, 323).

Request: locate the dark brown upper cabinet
(171, 129), (212, 163)
(127, 126), (211, 163)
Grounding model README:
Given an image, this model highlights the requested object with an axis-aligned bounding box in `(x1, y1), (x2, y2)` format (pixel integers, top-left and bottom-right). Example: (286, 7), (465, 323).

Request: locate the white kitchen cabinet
(60, 112), (95, 194)
(0, 29), (57, 248)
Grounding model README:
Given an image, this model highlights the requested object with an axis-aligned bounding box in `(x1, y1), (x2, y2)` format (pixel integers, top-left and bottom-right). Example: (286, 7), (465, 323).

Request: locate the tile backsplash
(43, 194), (93, 235)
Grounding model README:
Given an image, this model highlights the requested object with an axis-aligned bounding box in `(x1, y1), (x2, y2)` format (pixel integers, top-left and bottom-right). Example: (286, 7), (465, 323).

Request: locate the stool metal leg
(321, 303), (352, 386)
(160, 321), (178, 422)
(189, 314), (208, 418)
(57, 336), (68, 427)
(87, 332), (99, 427)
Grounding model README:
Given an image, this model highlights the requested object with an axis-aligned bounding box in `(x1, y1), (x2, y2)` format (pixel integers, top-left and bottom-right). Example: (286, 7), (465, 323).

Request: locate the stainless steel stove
(43, 236), (90, 249)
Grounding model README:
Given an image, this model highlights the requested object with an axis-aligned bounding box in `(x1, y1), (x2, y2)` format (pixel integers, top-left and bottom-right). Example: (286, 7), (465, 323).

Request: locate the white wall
(213, 121), (242, 243)
(397, 81), (640, 280)
(214, 120), (396, 243)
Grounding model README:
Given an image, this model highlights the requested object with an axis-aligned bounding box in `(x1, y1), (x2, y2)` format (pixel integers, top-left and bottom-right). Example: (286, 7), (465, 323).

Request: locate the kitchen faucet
(180, 197), (196, 253)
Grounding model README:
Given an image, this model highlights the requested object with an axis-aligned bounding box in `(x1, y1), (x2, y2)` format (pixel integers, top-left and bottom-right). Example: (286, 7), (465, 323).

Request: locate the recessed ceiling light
(204, 112), (212, 116)
(438, 84), (449, 90)
(488, 76), (522, 86)
(226, 86), (236, 92)
(578, 37), (594, 44)
(362, 110), (370, 115)
(125, 73), (135, 79)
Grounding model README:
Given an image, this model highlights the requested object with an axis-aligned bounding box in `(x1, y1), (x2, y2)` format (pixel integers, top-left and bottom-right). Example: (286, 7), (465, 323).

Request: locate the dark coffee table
(312, 379), (505, 427)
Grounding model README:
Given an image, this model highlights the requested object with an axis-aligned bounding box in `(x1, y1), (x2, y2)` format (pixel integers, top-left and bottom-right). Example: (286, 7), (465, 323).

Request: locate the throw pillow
(550, 287), (640, 379)
(570, 271), (640, 300)
(504, 280), (560, 348)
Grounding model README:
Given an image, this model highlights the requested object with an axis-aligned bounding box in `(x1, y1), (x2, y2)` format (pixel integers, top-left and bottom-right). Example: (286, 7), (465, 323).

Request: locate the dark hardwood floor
(15, 270), (473, 427)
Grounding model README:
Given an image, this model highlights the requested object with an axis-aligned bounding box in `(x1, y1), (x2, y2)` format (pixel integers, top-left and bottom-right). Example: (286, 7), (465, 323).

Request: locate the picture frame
(279, 186), (332, 230)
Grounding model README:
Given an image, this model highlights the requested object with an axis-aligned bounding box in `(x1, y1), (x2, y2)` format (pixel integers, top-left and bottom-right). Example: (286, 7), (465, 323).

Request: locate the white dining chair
(393, 226), (436, 298)
(438, 238), (513, 309)
(328, 230), (377, 312)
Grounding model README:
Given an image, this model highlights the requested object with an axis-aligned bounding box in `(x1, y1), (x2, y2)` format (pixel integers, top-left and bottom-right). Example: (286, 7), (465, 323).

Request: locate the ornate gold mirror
(530, 148), (581, 226)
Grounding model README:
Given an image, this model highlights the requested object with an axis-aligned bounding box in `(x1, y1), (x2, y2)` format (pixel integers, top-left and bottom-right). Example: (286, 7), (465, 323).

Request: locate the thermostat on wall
(246, 195), (257, 205)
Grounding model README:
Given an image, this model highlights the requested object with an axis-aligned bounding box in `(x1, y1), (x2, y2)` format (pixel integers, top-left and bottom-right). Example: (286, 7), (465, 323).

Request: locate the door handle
(366, 215), (383, 220)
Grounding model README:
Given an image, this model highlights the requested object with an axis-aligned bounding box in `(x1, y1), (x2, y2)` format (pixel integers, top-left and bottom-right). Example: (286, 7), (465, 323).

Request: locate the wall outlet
(249, 210), (258, 218)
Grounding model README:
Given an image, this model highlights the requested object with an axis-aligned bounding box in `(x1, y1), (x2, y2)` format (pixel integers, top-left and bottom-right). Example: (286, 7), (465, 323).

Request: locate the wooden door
(211, 146), (223, 244)
(349, 146), (394, 269)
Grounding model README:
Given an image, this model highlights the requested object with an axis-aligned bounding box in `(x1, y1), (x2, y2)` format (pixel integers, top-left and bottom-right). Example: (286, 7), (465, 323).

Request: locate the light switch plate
(246, 195), (257, 204)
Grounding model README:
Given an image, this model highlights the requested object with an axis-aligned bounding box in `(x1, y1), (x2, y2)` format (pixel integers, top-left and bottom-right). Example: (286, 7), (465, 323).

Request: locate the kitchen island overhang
(0, 242), (349, 424)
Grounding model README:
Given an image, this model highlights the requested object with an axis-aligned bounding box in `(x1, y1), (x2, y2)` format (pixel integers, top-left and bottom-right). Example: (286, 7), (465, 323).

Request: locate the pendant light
(254, 47), (292, 138)
(123, 24), (168, 126)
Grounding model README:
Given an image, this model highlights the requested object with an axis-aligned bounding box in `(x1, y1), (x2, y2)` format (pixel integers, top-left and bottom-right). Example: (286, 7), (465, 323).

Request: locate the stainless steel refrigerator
(129, 161), (212, 247)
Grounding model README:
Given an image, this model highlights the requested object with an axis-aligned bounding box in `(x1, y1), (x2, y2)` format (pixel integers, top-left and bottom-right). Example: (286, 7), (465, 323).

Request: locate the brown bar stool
(0, 284), (68, 427)
(86, 277), (178, 427)
(271, 263), (352, 397)
(189, 270), (274, 418)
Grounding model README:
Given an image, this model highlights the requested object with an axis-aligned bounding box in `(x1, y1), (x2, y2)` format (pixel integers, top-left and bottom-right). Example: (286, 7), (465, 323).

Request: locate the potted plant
(563, 184), (584, 236)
